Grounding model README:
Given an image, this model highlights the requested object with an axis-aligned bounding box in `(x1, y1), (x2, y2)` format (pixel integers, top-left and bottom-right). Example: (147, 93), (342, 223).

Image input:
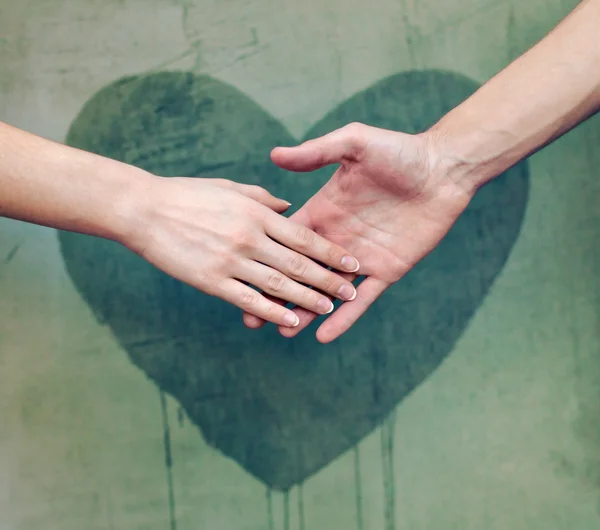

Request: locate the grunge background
(1, 1), (599, 528)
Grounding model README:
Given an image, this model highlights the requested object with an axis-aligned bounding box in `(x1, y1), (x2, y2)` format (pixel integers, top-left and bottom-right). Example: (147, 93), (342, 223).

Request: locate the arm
(243, 0), (600, 341)
(0, 121), (359, 326)
(430, 0), (600, 191)
(0, 121), (144, 241)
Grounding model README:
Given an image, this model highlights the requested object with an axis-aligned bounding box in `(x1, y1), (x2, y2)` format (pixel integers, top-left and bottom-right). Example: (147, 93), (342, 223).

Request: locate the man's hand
(243, 0), (600, 342)
(243, 122), (474, 343)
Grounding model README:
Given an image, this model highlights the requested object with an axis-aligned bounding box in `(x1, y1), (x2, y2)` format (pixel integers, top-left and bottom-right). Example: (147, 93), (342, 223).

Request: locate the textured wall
(1, 0), (600, 529)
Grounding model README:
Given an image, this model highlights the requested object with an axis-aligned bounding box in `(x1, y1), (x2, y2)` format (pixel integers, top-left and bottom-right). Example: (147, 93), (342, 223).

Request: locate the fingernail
(337, 284), (357, 301)
(317, 298), (334, 314)
(284, 313), (300, 327)
(284, 201), (292, 206)
(341, 256), (360, 272)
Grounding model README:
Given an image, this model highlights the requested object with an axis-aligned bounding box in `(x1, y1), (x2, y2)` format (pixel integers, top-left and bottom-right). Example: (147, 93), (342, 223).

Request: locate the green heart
(59, 70), (529, 490)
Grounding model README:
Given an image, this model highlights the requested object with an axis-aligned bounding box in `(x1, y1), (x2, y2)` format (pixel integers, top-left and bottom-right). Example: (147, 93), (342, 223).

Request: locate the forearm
(0, 121), (147, 241)
(428, 0), (600, 190)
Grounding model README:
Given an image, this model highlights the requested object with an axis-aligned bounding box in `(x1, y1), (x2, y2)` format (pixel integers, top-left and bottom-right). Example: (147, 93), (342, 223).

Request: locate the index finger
(263, 211), (360, 274)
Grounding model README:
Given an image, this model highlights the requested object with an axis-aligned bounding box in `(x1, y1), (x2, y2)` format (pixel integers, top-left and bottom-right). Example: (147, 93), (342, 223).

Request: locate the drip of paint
(380, 411), (397, 530)
(159, 390), (178, 530)
(298, 482), (306, 530)
(283, 490), (290, 530)
(354, 445), (364, 530)
(266, 488), (274, 530)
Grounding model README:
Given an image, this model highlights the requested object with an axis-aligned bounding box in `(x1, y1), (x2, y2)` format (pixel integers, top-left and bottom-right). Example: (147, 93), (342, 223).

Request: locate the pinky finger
(219, 280), (300, 328)
(242, 293), (285, 329)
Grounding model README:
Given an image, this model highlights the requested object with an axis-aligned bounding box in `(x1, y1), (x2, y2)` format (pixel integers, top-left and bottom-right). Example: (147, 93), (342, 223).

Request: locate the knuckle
(251, 184), (268, 196)
(342, 122), (366, 157)
(231, 229), (257, 252)
(321, 272), (337, 292)
(212, 178), (232, 188)
(239, 289), (259, 309)
(258, 189), (273, 202)
(242, 184), (270, 202)
(295, 226), (315, 248)
(215, 249), (238, 270)
(345, 121), (362, 130)
(262, 303), (277, 321)
(301, 288), (319, 306)
(204, 273), (233, 298)
(289, 255), (308, 276)
(344, 122), (364, 136)
(327, 244), (342, 265)
(267, 272), (286, 292)
(196, 271), (219, 293)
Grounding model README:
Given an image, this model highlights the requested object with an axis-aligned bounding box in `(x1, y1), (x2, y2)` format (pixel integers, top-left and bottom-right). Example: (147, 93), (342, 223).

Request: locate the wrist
(423, 118), (514, 194)
(98, 161), (157, 249)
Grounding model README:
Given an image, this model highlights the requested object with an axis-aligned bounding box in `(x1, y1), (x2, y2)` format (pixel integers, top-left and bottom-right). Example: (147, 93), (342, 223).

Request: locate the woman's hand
(121, 176), (360, 327)
(0, 121), (358, 327)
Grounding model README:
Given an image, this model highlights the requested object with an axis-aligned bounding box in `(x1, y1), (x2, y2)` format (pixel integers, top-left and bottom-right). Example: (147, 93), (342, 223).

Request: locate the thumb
(271, 123), (367, 172)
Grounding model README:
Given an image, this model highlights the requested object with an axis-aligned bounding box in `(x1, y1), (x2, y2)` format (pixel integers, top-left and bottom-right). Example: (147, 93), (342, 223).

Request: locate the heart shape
(59, 70), (529, 491)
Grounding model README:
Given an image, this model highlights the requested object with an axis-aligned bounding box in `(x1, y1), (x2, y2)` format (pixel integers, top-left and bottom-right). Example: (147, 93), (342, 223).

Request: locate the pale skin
(0, 122), (360, 327)
(243, 0), (600, 343)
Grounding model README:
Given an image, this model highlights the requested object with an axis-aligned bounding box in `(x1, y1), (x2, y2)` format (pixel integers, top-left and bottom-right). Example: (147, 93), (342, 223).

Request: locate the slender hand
(0, 121), (360, 326)
(244, 0), (600, 342)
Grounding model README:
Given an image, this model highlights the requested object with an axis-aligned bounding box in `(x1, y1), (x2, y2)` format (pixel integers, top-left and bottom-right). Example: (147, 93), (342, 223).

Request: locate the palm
(245, 124), (473, 342)
(297, 161), (464, 285)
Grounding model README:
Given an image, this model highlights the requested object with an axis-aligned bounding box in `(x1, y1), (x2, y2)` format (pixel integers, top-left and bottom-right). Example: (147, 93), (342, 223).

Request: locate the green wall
(1, 0), (599, 529)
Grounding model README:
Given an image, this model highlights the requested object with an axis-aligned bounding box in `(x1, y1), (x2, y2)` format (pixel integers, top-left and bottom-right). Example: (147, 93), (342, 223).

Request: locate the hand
(243, 122), (475, 342)
(121, 176), (360, 327)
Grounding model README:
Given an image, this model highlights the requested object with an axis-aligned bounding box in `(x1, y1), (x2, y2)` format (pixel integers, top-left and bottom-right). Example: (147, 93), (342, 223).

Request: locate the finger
(316, 277), (389, 343)
(277, 271), (358, 338)
(236, 260), (336, 316)
(242, 291), (283, 329)
(216, 279), (300, 328)
(253, 240), (357, 301)
(243, 312), (268, 329)
(235, 183), (291, 213)
(270, 122), (368, 172)
(278, 306), (322, 338)
(243, 271), (358, 331)
(242, 205), (314, 331)
(209, 179), (291, 213)
(263, 212), (360, 274)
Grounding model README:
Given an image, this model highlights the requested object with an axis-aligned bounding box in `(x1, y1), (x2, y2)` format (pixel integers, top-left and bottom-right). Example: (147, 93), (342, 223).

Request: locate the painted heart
(59, 70), (529, 491)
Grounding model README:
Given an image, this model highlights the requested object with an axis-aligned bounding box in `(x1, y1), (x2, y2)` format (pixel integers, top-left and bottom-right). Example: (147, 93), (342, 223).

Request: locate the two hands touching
(0, 119), (470, 343)
(242, 125), (472, 342)
(2, 0), (599, 341)
(115, 124), (475, 343)
(143, 124), (472, 343)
